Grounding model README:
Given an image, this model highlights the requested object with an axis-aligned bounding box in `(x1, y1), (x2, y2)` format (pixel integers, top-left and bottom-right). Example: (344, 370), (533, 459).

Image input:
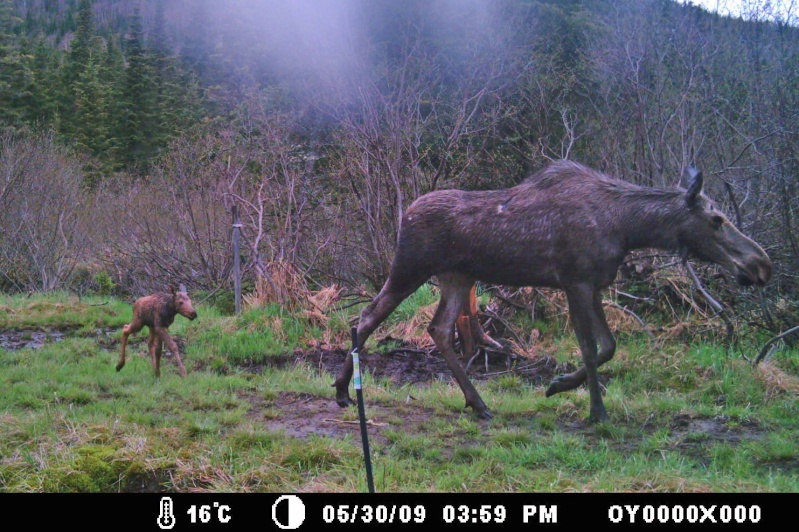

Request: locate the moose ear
(682, 166), (703, 207)
(169, 285), (176, 295)
(179, 284), (187, 294)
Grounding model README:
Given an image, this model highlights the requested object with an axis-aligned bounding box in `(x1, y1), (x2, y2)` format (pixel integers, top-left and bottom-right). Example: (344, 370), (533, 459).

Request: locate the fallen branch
(605, 301), (654, 339)
(485, 287), (529, 310)
(480, 356), (553, 378)
(323, 418), (388, 428)
(483, 308), (527, 348)
(753, 324), (799, 365)
(612, 288), (653, 302)
(390, 347), (435, 357)
(683, 259), (734, 347)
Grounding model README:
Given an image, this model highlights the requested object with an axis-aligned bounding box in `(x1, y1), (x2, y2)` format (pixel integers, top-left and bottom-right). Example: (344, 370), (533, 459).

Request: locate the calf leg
(455, 285), (480, 360)
(428, 274), (491, 419)
(456, 284), (503, 362)
(157, 328), (187, 377)
(116, 319), (144, 372)
(148, 331), (162, 377)
(334, 277), (425, 407)
(546, 291), (616, 397)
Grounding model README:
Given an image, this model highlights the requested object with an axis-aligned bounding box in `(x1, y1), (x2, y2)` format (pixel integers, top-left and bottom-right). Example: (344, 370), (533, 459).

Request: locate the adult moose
(116, 285), (198, 378)
(334, 160), (772, 422)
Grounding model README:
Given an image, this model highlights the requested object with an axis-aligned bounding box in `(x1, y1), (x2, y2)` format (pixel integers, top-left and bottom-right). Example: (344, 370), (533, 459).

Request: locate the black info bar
(1, 493), (790, 530)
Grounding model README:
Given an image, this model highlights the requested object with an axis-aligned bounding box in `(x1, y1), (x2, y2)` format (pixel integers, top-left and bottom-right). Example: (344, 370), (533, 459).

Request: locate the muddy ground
(0, 329), (66, 350)
(245, 340), (573, 446)
(241, 340), (771, 460)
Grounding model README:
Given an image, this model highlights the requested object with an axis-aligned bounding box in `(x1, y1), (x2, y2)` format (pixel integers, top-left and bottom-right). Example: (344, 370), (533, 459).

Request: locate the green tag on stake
(352, 349), (362, 390)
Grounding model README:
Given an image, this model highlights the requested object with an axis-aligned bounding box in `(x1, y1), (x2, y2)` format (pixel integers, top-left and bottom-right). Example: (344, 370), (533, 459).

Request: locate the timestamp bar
(4, 492), (789, 530)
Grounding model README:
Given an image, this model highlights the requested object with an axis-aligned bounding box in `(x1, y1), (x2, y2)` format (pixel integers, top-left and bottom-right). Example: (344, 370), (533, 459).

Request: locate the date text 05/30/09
(322, 505), (426, 524)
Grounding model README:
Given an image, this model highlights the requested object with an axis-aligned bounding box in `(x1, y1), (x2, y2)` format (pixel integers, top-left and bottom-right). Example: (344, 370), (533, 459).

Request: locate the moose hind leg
(546, 291), (616, 397)
(428, 274), (491, 419)
(148, 330), (161, 377)
(333, 279), (424, 407)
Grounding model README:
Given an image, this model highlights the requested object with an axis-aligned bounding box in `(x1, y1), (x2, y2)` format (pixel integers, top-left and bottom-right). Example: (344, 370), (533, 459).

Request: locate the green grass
(0, 291), (797, 492)
(0, 291), (131, 331)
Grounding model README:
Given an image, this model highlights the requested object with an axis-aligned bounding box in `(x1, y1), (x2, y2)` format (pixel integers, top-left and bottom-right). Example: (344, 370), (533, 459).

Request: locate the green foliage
(0, 292), (798, 492)
(186, 303), (322, 368)
(384, 283), (438, 326)
(0, 0), (33, 133)
(91, 271), (116, 296)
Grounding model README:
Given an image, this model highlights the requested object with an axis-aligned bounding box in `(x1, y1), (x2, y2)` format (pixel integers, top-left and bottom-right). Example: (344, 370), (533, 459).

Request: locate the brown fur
(334, 160), (772, 421)
(116, 285), (198, 377)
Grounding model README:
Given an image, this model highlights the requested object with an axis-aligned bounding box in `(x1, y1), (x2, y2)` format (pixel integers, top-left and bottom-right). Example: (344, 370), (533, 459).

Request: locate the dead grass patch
(755, 362), (799, 396)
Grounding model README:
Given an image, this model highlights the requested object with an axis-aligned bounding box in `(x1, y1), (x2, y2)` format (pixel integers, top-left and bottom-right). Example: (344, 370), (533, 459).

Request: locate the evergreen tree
(102, 34), (126, 168)
(64, 0), (97, 88)
(150, 0), (203, 155)
(0, 0), (33, 133)
(60, 0), (101, 141)
(121, 6), (156, 170)
(73, 47), (112, 183)
(28, 37), (61, 126)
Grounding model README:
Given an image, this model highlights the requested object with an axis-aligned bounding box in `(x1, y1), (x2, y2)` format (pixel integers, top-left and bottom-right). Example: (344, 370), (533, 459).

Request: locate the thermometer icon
(158, 496), (176, 529)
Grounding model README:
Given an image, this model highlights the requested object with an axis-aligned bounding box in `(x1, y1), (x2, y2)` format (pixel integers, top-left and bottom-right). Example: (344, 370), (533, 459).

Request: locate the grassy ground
(0, 290), (797, 492)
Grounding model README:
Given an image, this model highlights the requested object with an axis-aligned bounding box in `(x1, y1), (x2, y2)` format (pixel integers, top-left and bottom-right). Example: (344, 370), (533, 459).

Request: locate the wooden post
(232, 204), (242, 315)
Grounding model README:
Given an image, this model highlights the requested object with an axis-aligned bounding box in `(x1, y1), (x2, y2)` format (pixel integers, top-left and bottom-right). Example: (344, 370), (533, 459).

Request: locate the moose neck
(615, 189), (686, 253)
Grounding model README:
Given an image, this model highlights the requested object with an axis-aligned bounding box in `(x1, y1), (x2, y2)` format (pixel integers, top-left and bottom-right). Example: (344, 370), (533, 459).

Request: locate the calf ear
(682, 167), (703, 207)
(169, 285), (176, 295)
(179, 284), (187, 294)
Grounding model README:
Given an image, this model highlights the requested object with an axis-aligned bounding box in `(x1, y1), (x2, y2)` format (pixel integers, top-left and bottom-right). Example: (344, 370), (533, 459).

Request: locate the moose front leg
(117, 320), (144, 372)
(546, 291), (616, 399)
(334, 279), (423, 408)
(561, 286), (608, 423)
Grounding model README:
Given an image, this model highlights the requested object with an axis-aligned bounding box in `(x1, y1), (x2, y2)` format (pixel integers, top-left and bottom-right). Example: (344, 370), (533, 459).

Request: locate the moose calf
(116, 285), (198, 377)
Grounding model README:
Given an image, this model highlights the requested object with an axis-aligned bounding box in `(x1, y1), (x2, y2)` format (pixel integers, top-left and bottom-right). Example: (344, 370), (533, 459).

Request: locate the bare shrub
(0, 132), (92, 292)
(92, 133), (232, 295)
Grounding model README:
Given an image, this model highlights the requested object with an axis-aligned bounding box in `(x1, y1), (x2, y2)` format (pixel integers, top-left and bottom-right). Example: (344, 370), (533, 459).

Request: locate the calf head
(171, 284), (198, 320)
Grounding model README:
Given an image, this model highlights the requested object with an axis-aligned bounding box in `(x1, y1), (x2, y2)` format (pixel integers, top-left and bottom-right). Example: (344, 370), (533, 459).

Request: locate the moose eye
(711, 215), (724, 228)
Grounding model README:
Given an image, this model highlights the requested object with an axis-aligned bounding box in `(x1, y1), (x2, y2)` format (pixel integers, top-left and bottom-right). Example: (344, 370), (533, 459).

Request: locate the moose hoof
(337, 397), (356, 408)
(588, 408), (608, 424)
(468, 401), (493, 420)
(545, 375), (578, 397)
(477, 408), (493, 420)
(334, 389), (356, 408)
(115, 363), (124, 372)
(545, 378), (563, 397)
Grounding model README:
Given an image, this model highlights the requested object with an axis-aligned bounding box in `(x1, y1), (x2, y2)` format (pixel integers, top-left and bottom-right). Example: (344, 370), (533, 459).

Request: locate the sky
(676, 0), (798, 23)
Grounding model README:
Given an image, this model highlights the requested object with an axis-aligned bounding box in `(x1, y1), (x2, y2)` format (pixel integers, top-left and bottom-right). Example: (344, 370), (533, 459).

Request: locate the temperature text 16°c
(187, 503), (232, 524)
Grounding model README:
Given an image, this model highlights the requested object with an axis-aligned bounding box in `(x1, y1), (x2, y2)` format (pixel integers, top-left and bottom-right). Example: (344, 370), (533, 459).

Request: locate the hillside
(0, 0), (796, 337)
